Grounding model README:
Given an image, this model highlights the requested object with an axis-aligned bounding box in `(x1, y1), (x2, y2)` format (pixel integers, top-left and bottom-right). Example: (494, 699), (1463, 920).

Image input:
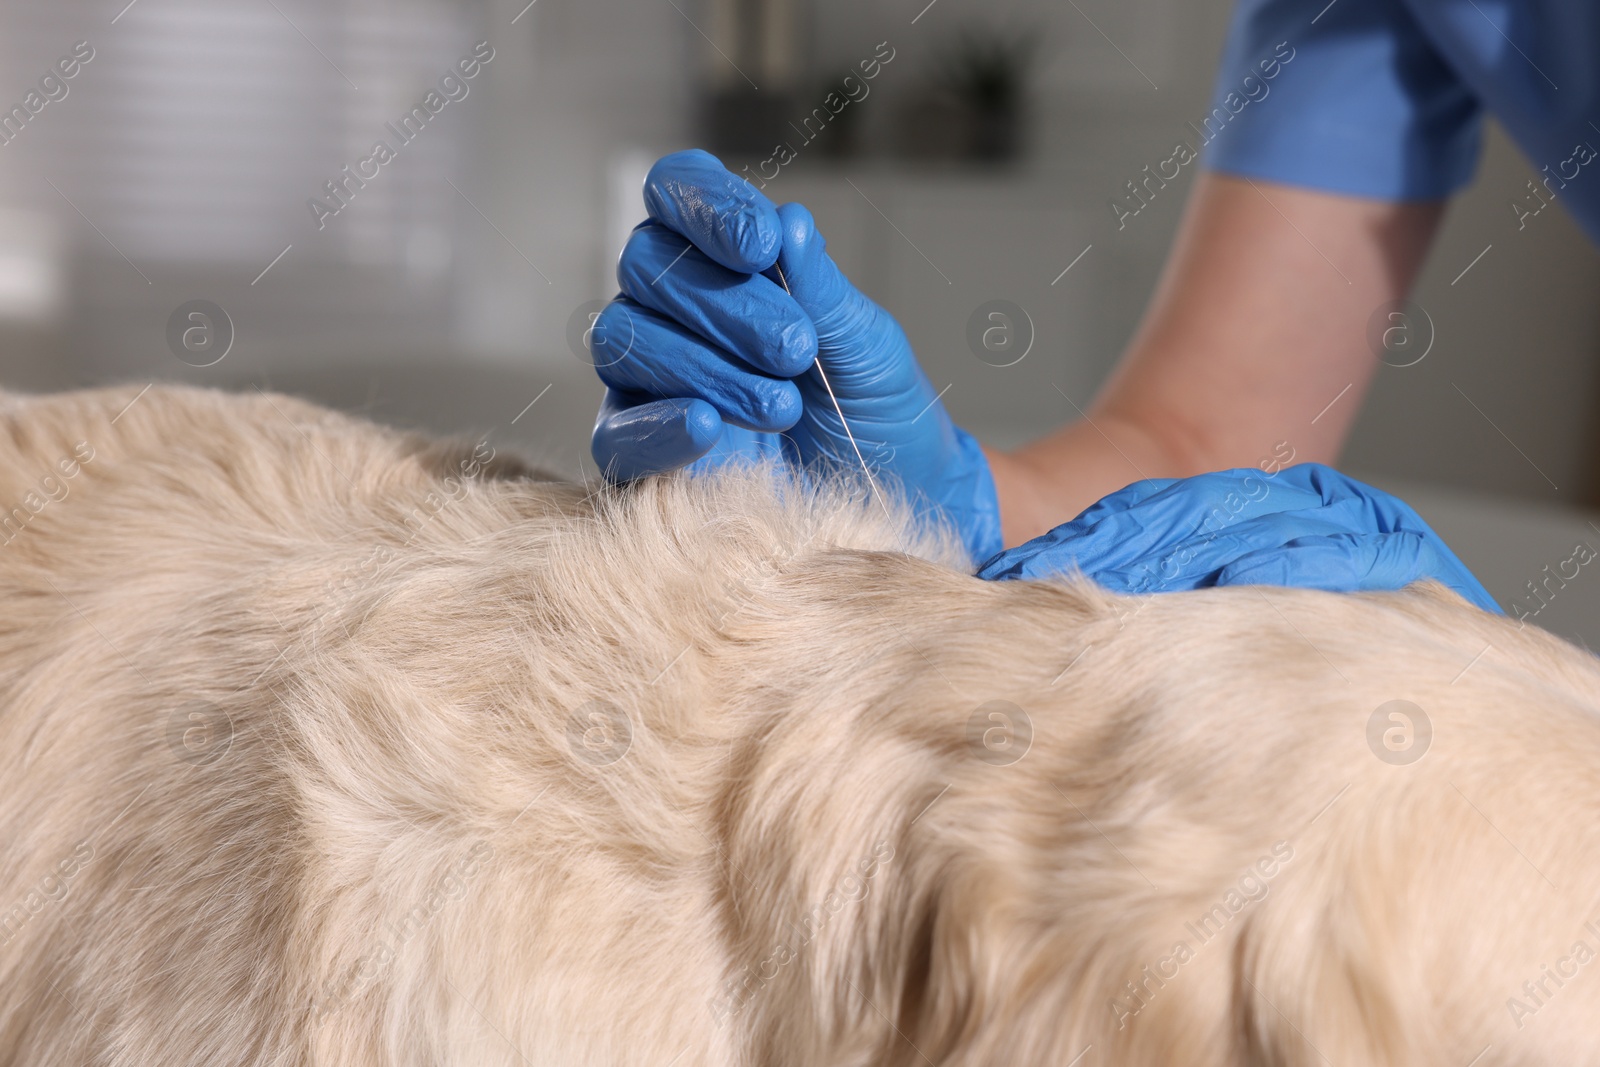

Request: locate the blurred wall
(0, 0), (1594, 503)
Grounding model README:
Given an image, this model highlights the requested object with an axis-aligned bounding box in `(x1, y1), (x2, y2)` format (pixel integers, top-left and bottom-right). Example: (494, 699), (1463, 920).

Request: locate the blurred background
(0, 0), (1597, 644)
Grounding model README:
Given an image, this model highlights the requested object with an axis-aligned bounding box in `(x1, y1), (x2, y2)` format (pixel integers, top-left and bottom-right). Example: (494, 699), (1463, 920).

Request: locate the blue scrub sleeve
(1201, 0), (1485, 201)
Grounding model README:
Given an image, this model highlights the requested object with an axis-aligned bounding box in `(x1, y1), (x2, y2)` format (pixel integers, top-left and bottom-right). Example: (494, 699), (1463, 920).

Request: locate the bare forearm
(989, 174), (1445, 547)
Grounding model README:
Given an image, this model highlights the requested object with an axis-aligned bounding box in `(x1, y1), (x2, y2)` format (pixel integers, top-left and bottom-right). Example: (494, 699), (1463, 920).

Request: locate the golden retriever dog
(0, 384), (1597, 1066)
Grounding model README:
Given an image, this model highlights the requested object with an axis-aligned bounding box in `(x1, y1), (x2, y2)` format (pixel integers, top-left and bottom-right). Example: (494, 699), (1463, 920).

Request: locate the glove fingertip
(774, 202), (825, 278)
(645, 150), (781, 273)
(725, 201), (783, 272)
(677, 397), (724, 451)
(592, 397), (723, 482)
(769, 317), (819, 378)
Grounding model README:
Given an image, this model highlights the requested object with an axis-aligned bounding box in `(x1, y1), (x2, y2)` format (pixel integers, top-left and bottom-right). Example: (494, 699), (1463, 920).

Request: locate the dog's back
(0, 385), (1598, 1066)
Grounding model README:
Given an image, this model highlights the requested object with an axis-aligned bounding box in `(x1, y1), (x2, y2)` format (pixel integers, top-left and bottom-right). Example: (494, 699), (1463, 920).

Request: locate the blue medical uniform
(1202, 0), (1600, 241)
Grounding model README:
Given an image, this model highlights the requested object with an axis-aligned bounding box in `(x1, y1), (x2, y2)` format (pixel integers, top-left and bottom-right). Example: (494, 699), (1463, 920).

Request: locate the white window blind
(0, 0), (481, 266)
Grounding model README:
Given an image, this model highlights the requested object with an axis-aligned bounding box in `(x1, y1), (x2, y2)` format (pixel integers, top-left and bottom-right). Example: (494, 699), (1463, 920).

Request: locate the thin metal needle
(772, 264), (890, 516)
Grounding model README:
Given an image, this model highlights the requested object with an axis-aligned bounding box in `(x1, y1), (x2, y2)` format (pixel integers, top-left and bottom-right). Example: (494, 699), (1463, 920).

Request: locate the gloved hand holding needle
(590, 149), (1004, 564)
(589, 149), (1500, 613)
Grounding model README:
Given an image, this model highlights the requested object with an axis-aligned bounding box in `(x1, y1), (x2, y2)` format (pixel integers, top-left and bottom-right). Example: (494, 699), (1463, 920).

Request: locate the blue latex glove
(976, 463), (1500, 613)
(589, 149), (1003, 564)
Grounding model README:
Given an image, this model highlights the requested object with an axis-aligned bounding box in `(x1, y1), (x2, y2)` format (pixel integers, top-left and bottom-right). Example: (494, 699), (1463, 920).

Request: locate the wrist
(987, 411), (1197, 547)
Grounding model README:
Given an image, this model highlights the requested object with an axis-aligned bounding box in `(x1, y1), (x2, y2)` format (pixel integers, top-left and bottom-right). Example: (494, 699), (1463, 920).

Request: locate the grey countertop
(1357, 472), (1600, 654)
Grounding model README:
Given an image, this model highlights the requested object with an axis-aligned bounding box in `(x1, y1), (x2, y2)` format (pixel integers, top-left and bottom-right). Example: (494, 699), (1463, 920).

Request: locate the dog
(0, 384), (1597, 1065)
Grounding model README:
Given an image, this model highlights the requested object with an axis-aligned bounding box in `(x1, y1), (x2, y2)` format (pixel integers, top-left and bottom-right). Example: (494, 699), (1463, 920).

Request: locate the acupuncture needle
(771, 263), (890, 517)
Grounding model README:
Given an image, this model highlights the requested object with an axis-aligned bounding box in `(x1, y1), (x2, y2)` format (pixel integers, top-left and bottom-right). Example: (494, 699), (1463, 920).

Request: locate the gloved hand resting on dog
(589, 149), (1499, 613)
(979, 464), (1500, 612)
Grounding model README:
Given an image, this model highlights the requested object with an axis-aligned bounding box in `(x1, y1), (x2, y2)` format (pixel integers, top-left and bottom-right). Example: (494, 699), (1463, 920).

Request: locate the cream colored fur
(0, 384), (1597, 1065)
